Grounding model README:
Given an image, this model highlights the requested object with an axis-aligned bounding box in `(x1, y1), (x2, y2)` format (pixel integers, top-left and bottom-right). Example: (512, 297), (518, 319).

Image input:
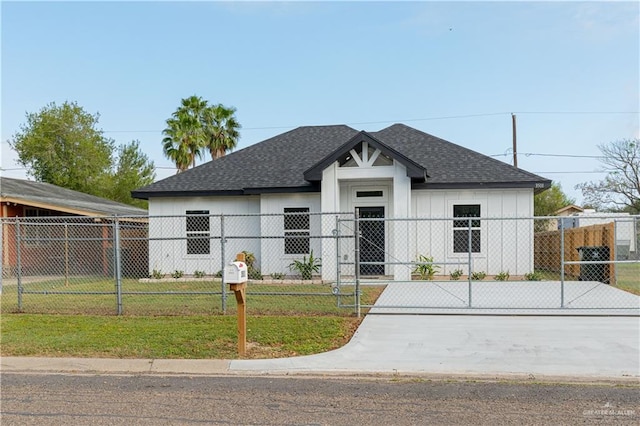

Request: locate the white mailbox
(225, 261), (248, 284)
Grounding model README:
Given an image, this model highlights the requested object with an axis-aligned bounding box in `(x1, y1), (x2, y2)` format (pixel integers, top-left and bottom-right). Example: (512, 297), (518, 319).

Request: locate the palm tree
(162, 96), (208, 172)
(201, 104), (241, 160)
(162, 119), (193, 173)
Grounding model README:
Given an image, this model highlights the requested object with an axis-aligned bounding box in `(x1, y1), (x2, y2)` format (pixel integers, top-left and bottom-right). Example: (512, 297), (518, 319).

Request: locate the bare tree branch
(576, 139), (640, 213)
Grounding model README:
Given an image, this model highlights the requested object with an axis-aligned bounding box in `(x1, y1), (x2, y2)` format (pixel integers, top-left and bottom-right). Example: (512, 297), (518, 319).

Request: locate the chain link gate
(336, 214), (639, 314)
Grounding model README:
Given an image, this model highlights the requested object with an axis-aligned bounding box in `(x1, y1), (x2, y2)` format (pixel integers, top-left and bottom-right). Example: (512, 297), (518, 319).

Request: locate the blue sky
(2, 1), (638, 204)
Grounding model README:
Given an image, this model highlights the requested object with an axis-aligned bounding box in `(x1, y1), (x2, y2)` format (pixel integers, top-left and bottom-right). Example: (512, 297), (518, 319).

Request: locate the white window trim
(351, 186), (388, 202)
(448, 201), (486, 258)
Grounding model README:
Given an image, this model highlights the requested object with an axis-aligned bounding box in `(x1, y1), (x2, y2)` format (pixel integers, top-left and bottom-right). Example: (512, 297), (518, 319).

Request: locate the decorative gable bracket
(303, 131), (428, 182)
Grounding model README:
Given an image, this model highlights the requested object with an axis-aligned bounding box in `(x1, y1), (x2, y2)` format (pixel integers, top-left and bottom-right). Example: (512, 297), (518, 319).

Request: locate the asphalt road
(1, 374), (639, 425)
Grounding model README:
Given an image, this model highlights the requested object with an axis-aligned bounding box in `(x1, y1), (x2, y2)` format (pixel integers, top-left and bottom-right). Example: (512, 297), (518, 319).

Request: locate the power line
(533, 171), (607, 174)
(99, 110), (639, 134)
(491, 152), (602, 159)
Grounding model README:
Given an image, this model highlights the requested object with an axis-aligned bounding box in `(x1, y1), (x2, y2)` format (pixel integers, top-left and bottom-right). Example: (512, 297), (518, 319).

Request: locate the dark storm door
(358, 207), (385, 276)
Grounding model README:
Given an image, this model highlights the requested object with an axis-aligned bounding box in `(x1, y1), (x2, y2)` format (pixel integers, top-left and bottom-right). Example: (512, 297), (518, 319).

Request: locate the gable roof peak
(303, 130), (428, 181)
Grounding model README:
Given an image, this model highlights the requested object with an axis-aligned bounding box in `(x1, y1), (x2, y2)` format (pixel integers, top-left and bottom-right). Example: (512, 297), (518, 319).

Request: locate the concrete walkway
(2, 314), (638, 381)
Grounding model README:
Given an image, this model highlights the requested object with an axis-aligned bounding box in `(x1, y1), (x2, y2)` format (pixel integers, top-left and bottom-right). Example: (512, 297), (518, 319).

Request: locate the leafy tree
(534, 183), (576, 216)
(9, 101), (155, 208)
(162, 96), (241, 172)
(202, 104), (241, 160)
(534, 183), (576, 232)
(9, 101), (114, 196)
(576, 139), (640, 214)
(105, 141), (155, 209)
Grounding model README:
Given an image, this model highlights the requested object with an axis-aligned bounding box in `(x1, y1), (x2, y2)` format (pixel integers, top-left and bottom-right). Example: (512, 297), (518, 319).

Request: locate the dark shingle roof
(370, 124), (549, 188)
(1, 177), (147, 216)
(133, 125), (359, 197)
(133, 123), (550, 199)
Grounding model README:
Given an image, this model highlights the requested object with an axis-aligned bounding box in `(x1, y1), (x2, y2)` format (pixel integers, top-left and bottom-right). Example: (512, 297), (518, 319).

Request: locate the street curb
(2, 357), (638, 385)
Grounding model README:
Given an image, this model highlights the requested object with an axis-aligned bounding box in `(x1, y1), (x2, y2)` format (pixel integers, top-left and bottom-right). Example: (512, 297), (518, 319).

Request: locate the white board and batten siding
(411, 189), (535, 276)
(147, 187), (536, 279)
(147, 196), (260, 276)
(259, 193), (322, 276)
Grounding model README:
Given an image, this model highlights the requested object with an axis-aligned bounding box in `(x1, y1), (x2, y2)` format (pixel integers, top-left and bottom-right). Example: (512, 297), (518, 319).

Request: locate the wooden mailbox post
(227, 252), (247, 356)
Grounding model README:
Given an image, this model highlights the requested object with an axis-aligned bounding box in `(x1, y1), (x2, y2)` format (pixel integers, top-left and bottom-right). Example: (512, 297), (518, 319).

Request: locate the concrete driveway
(369, 280), (640, 314)
(231, 282), (640, 379)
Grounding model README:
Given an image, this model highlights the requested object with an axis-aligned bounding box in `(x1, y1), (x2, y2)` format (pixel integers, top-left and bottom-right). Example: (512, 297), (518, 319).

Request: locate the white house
(132, 124), (551, 280)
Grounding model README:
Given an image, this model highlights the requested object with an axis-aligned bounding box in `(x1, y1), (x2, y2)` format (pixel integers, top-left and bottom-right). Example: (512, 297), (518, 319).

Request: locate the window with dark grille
(186, 210), (210, 255)
(356, 190), (383, 198)
(284, 208), (310, 254)
(453, 204), (481, 253)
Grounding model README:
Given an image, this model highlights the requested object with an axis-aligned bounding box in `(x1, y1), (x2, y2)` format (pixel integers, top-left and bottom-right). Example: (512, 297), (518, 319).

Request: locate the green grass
(0, 314), (362, 359)
(522, 266), (639, 295)
(0, 277), (384, 316)
(613, 263), (640, 295)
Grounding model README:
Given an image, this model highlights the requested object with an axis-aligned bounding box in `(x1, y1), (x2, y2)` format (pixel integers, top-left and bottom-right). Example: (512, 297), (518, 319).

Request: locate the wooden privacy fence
(534, 222), (615, 280)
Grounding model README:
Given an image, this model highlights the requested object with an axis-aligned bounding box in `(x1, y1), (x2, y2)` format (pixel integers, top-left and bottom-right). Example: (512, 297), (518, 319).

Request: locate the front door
(359, 207), (385, 276)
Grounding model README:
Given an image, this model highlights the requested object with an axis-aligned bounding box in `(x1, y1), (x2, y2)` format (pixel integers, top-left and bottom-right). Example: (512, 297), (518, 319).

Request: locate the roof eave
(412, 180), (552, 193)
(132, 185), (320, 199)
(0, 196), (146, 217)
(131, 189), (246, 200)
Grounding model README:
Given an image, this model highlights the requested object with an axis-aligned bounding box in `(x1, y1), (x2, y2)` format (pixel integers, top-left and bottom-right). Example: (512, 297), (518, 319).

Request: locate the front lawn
(0, 277), (385, 316)
(0, 314), (362, 359)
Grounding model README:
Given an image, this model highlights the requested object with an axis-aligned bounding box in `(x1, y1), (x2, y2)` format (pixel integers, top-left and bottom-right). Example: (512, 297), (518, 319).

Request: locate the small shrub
(215, 270), (223, 278)
(449, 269), (463, 280)
(495, 271), (510, 281)
(242, 251), (256, 267)
(172, 270), (184, 279)
(471, 271), (486, 281)
(524, 271), (542, 281)
(150, 269), (165, 280)
(242, 251), (263, 280)
(248, 268), (263, 280)
(270, 272), (285, 280)
(193, 270), (206, 278)
(289, 250), (322, 280)
(413, 255), (440, 280)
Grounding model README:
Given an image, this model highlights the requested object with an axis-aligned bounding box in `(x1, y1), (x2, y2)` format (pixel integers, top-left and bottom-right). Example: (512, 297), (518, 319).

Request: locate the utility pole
(511, 113), (518, 168)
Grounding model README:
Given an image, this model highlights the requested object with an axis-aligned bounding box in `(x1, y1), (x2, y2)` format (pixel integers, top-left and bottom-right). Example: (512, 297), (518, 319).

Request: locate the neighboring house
(555, 205), (585, 217)
(557, 206), (637, 258)
(1, 177), (147, 277)
(133, 123), (551, 280)
(538, 204), (586, 231)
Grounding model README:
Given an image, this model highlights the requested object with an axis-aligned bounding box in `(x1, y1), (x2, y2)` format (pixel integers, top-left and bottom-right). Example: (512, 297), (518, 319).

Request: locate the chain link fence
(0, 213), (364, 316)
(1, 213), (638, 315)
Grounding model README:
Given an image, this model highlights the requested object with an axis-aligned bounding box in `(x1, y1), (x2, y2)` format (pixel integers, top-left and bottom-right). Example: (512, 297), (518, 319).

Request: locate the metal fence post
(354, 209), (361, 318)
(334, 215), (341, 306)
(0, 219), (3, 296)
(114, 216), (123, 315)
(613, 219), (618, 285)
(16, 219), (23, 311)
(220, 214), (227, 314)
(468, 218), (472, 308)
(560, 217), (565, 308)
